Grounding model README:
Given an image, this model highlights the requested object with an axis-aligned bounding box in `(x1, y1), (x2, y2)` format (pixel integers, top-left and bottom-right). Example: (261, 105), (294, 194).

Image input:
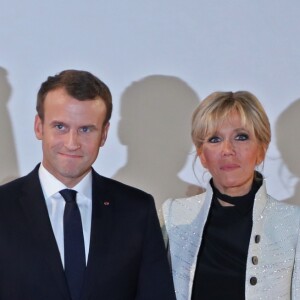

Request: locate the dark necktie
(60, 189), (86, 300)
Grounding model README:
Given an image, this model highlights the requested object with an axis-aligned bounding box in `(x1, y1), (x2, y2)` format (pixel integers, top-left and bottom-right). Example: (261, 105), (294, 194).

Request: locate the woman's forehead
(206, 111), (254, 134)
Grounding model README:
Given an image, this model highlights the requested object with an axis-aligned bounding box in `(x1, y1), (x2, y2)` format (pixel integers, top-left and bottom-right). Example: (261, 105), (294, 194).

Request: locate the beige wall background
(1, 1), (300, 208)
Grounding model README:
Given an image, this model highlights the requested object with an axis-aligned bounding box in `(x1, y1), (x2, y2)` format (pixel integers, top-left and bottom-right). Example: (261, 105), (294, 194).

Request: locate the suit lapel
(82, 170), (114, 299)
(19, 166), (70, 299)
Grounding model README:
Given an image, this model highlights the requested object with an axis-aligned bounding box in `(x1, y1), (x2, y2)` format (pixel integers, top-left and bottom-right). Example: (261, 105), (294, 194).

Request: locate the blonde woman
(162, 91), (300, 300)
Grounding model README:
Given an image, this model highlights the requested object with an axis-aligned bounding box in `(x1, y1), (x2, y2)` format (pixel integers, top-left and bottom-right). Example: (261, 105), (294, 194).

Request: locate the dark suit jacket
(0, 165), (176, 300)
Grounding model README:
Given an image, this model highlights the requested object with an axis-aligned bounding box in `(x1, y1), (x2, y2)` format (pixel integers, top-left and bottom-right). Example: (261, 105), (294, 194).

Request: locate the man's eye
(80, 127), (90, 133)
(55, 124), (64, 130)
(235, 134), (249, 141)
(208, 136), (221, 143)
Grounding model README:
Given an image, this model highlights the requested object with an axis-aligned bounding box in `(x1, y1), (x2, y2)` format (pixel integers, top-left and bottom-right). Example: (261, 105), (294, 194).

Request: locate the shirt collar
(38, 164), (92, 199)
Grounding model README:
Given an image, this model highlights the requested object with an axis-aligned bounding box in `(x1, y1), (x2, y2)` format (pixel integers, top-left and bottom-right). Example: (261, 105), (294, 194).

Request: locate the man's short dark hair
(36, 69), (112, 124)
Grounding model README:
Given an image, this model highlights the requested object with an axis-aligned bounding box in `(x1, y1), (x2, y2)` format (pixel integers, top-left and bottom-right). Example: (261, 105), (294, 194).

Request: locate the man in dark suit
(0, 70), (176, 300)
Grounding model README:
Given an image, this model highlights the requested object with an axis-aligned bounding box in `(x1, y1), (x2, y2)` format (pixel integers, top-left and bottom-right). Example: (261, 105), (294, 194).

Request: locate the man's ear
(34, 115), (43, 140)
(100, 122), (110, 147)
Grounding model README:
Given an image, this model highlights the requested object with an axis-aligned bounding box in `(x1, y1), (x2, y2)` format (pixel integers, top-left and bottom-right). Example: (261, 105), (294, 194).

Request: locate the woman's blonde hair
(191, 91), (271, 152)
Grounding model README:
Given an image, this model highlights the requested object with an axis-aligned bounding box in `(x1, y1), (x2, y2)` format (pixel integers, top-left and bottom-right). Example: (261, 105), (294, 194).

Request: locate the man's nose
(65, 130), (80, 150)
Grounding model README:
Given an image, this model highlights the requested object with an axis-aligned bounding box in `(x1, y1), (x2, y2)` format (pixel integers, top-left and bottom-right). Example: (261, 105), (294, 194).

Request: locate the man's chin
(60, 166), (91, 179)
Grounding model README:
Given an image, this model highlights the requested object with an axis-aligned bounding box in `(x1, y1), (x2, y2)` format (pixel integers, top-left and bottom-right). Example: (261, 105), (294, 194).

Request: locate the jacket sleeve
(158, 199), (172, 248)
(135, 196), (176, 300)
(292, 216), (300, 299)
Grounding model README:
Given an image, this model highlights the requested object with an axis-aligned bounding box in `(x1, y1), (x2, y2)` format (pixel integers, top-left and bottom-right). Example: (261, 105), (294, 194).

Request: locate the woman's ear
(196, 147), (202, 156)
(197, 147), (208, 168)
(256, 144), (267, 165)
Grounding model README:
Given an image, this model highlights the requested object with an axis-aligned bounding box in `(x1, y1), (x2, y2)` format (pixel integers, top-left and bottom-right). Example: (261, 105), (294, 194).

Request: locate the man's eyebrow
(80, 124), (97, 129)
(50, 120), (67, 125)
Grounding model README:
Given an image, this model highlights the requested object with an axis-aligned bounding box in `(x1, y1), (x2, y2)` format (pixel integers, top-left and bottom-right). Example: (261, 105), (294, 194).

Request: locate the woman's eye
(235, 133), (249, 141)
(208, 136), (221, 143)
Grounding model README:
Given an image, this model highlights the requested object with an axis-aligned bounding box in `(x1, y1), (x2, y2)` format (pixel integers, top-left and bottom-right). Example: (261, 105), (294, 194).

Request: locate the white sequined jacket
(162, 179), (300, 300)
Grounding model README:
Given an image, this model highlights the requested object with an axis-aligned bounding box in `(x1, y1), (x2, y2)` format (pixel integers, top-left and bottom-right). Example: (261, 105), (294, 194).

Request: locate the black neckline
(210, 172), (263, 214)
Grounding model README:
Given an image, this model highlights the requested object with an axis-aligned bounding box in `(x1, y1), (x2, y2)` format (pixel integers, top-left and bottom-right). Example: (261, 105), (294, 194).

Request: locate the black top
(191, 174), (262, 300)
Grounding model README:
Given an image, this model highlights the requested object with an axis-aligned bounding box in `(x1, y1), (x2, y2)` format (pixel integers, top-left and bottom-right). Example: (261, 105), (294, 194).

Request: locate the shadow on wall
(113, 75), (204, 208)
(276, 98), (300, 205)
(0, 67), (19, 184)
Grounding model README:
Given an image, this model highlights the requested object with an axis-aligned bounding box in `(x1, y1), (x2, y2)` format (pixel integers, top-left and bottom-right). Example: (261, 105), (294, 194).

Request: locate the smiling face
(198, 111), (265, 196)
(34, 87), (109, 187)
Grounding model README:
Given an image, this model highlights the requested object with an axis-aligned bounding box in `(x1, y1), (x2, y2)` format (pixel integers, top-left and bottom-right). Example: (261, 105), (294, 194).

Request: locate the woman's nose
(222, 139), (235, 155)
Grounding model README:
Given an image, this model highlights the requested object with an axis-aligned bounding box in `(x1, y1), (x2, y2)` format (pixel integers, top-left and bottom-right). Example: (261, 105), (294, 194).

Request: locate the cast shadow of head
(276, 98), (300, 205)
(0, 67), (19, 184)
(113, 75), (204, 208)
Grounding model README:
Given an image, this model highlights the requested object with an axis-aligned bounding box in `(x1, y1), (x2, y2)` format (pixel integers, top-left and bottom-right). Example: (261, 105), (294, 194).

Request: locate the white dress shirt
(38, 164), (92, 267)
